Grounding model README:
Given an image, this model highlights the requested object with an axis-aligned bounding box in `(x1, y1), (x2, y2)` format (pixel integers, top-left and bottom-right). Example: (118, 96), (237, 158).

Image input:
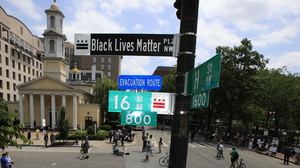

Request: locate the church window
(50, 16), (55, 27)
(50, 40), (55, 51)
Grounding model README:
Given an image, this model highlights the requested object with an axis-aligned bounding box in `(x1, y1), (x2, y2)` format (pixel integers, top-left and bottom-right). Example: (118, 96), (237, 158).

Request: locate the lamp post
(215, 119), (220, 140)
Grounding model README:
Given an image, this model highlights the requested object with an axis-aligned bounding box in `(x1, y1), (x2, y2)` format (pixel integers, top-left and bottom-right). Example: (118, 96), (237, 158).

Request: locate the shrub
(97, 130), (110, 139)
(87, 125), (100, 135)
(99, 124), (111, 131)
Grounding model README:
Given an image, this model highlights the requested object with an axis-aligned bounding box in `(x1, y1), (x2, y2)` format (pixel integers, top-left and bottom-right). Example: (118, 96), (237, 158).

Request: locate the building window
(101, 65), (104, 70)
(7, 94), (10, 101)
(23, 65), (26, 72)
(23, 76), (26, 82)
(20, 26), (23, 35)
(11, 49), (15, 56)
(7, 82), (10, 90)
(93, 57), (96, 62)
(23, 55), (26, 62)
(28, 58), (31, 64)
(18, 74), (21, 81)
(40, 72), (42, 77)
(12, 60), (15, 68)
(0, 54), (1, 63)
(5, 57), (9, 66)
(28, 77), (31, 81)
(36, 61), (38, 68)
(36, 71), (38, 77)
(18, 53), (20, 59)
(6, 69), (9, 78)
(12, 72), (15, 80)
(32, 69), (35, 76)
(13, 83), (16, 91)
(108, 58), (111, 63)
(5, 44), (8, 53)
(40, 64), (42, 70)
(0, 93), (2, 100)
(28, 67), (30, 74)
(50, 40), (55, 51)
(0, 80), (2, 88)
(101, 57), (104, 63)
(13, 95), (16, 101)
(108, 72), (111, 77)
(18, 63), (21, 70)
(32, 60), (34, 66)
(108, 65), (111, 70)
(50, 16), (55, 27)
(0, 67), (2, 76)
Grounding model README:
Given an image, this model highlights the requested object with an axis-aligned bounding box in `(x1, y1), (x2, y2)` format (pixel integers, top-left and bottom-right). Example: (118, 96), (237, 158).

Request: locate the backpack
(233, 151), (239, 160)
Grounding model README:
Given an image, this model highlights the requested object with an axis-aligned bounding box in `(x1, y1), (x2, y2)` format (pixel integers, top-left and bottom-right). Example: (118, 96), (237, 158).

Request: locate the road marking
(51, 162), (57, 165)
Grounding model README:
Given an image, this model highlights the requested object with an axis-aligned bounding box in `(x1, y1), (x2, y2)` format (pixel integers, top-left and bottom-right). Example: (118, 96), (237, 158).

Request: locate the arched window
(50, 16), (55, 27)
(50, 40), (55, 51)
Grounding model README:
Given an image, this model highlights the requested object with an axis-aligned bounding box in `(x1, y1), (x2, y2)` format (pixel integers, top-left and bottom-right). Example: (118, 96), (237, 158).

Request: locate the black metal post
(168, 0), (199, 167)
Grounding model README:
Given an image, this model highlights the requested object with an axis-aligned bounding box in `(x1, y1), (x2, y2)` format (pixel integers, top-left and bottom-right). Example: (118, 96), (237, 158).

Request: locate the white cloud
(267, 52), (300, 72)
(121, 56), (151, 75)
(5, 0), (42, 20)
(133, 24), (143, 31)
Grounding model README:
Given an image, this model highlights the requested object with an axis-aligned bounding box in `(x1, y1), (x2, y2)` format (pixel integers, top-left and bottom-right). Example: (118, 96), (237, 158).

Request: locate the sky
(1, 0), (300, 75)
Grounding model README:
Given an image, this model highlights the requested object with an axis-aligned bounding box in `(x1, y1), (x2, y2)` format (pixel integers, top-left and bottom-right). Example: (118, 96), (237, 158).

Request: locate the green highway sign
(190, 90), (210, 108)
(108, 90), (174, 114)
(184, 53), (222, 95)
(120, 111), (157, 126)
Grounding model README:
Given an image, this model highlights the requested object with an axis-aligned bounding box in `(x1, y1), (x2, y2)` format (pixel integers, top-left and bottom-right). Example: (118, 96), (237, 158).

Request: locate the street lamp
(215, 119), (220, 140)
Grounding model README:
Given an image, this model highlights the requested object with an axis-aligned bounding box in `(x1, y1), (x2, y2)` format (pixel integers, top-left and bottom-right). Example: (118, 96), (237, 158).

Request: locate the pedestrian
(157, 125), (160, 132)
(142, 134), (147, 152)
(161, 124), (164, 133)
(44, 133), (49, 148)
(36, 129), (40, 140)
(191, 130), (195, 142)
(4, 152), (13, 168)
(109, 130), (113, 143)
(269, 144), (277, 157)
(27, 130), (31, 141)
(1, 153), (9, 168)
(145, 141), (154, 161)
(83, 139), (90, 159)
(142, 126), (145, 135)
(121, 133), (124, 146)
(248, 137), (253, 150)
(33, 120), (36, 128)
(50, 133), (55, 145)
(80, 138), (84, 158)
(158, 137), (163, 153)
(113, 130), (119, 146)
(229, 147), (238, 168)
(216, 141), (224, 158)
(283, 144), (293, 165)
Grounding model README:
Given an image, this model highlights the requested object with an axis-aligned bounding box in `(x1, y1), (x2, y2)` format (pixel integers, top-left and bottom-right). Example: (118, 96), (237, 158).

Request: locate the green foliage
(93, 77), (119, 122)
(64, 130), (109, 140)
(97, 130), (110, 139)
(0, 100), (32, 149)
(87, 125), (100, 135)
(161, 67), (176, 92)
(57, 107), (70, 140)
(99, 124), (112, 131)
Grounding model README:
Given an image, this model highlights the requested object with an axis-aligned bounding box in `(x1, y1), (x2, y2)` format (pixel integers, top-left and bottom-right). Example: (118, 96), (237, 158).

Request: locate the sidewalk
(13, 130), (137, 148)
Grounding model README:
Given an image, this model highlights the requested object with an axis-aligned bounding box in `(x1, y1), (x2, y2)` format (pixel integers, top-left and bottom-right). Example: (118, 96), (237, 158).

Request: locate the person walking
(142, 134), (148, 152)
(161, 124), (164, 133)
(50, 133), (55, 145)
(27, 130), (31, 141)
(145, 141), (154, 161)
(4, 152), (13, 168)
(83, 139), (90, 159)
(1, 153), (9, 168)
(44, 133), (49, 148)
(109, 130), (113, 143)
(229, 147), (239, 168)
(36, 129), (40, 140)
(216, 141), (224, 159)
(191, 130), (195, 142)
(158, 137), (163, 153)
(283, 144), (293, 165)
(113, 130), (119, 146)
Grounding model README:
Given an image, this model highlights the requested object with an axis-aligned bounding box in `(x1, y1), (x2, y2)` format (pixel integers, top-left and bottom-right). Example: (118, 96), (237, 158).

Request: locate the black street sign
(75, 33), (175, 56)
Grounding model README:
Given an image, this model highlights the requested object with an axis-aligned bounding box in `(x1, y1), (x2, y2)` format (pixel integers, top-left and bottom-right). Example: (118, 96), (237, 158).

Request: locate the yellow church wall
(78, 104), (101, 129)
(24, 78), (71, 90)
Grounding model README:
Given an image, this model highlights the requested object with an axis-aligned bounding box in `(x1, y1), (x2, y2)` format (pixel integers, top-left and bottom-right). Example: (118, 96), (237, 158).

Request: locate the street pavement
(3, 127), (300, 167)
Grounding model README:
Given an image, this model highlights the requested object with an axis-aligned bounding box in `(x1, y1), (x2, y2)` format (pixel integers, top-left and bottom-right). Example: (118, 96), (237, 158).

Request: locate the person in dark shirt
(283, 144), (293, 165)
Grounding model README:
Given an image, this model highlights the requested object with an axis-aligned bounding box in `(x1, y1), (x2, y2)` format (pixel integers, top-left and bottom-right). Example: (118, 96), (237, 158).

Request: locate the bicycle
(235, 158), (246, 168)
(158, 152), (169, 166)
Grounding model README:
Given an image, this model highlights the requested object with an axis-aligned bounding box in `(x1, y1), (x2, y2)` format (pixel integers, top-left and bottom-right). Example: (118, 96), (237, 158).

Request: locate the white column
(51, 95), (56, 128)
(62, 95), (66, 107)
(73, 95), (78, 130)
(40, 94), (45, 129)
(29, 94), (34, 128)
(18, 93), (24, 124)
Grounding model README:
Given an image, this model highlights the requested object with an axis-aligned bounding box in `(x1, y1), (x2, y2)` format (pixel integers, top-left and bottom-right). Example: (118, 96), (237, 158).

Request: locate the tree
(0, 99), (32, 150)
(160, 67), (176, 93)
(214, 38), (267, 136)
(93, 77), (119, 123)
(57, 106), (70, 141)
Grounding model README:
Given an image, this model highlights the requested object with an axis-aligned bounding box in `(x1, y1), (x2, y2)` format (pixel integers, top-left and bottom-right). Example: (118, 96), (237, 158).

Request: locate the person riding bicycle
(229, 147), (239, 168)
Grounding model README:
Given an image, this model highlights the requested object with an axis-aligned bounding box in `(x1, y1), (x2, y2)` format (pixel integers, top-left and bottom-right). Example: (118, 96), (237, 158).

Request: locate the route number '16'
(125, 114), (151, 125)
(114, 95), (130, 110)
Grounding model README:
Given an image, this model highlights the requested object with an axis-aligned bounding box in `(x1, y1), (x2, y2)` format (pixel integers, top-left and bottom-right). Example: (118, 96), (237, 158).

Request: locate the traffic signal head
(272, 112), (276, 121)
(174, 0), (182, 20)
(267, 112), (276, 121)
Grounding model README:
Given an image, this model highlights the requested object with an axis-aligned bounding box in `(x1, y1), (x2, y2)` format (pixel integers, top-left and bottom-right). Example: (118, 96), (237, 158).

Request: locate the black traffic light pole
(169, 0), (199, 167)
